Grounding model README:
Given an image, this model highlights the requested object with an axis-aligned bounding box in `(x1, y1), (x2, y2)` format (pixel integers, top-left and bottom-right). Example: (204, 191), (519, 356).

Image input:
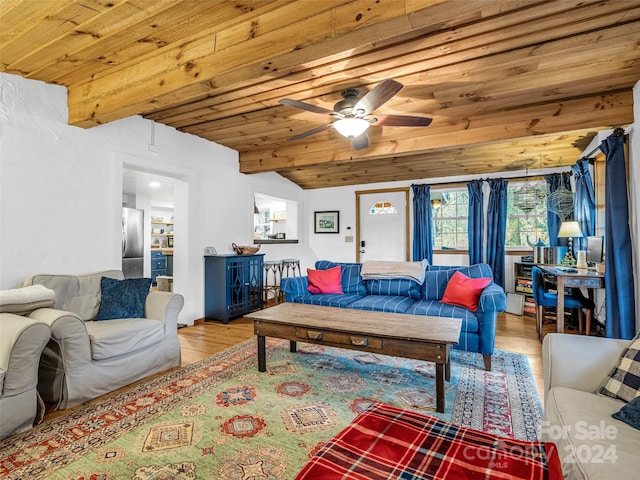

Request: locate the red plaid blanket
(295, 403), (562, 480)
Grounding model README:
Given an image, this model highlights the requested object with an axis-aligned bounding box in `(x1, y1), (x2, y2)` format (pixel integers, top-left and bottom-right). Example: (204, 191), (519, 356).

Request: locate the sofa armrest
(477, 283), (507, 313)
(542, 333), (630, 400)
(145, 291), (184, 334)
(28, 307), (93, 364)
(280, 276), (309, 302)
(0, 313), (50, 395)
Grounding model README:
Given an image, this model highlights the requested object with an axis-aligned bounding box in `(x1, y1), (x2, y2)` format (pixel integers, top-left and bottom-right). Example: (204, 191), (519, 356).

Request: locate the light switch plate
(345, 235), (354, 243)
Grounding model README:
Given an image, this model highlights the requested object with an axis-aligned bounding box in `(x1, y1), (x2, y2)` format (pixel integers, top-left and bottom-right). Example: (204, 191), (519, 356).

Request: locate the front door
(356, 188), (410, 263)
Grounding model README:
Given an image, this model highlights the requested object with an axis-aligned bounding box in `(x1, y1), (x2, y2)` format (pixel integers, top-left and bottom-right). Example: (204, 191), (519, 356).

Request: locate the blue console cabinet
(204, 254), (264, 323)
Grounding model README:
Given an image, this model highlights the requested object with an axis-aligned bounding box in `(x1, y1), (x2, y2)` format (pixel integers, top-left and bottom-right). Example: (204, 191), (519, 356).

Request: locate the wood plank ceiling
(2, 0), (639, 189)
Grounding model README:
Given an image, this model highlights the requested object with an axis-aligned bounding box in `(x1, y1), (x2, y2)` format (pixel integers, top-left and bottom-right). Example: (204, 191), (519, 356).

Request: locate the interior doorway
(122, 168), (176, 287)
(355, 187), (410, 263)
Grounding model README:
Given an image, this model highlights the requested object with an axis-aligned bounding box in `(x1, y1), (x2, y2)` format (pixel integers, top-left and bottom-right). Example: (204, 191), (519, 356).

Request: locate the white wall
(0, 73), (306, 325)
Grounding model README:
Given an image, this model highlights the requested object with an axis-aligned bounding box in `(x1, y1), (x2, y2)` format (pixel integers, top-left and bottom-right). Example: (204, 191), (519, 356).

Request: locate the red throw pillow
(307, 266), (343, 294)
(441, 271), (492, 312)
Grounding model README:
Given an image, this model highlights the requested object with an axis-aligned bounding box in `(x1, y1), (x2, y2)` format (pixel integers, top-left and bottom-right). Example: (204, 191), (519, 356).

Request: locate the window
(506, 183), (548, 247)
(253, 193), (298, 242)
(369, 201), (397, 215)
(431, 183), (550, 250)
(432, 190), (468, 249)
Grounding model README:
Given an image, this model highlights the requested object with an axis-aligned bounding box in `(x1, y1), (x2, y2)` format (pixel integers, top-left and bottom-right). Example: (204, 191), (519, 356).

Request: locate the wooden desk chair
(531, 266), (594, 341)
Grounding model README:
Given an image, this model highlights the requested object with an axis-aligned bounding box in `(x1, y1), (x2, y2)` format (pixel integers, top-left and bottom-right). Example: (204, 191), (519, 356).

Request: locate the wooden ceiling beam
(237, 91), (633, 173)
(65, 0), (542, 128)
(65, 0), (411, 126)
(41, 1), (293, 85)
(274, 131), (595, 189)
(150, 3), (640, 132)
(145, 0), (627, 126)
(182, 63), (639, 147)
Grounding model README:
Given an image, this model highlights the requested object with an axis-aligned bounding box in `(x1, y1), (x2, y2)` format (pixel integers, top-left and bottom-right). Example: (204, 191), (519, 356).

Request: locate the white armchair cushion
(23, 270), (123, 320)
(85, 318), (165, 360)
(543, 334), (631, 398)
(544, 386), (637, 480)
(0, 285), (55, 315)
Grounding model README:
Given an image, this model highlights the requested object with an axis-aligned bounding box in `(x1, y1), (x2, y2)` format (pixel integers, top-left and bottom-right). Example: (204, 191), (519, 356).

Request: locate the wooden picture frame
(314, 211), (339, 234)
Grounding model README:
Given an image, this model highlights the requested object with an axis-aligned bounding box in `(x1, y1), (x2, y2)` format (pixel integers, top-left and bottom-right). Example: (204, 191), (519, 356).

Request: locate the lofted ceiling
(1, 0), (639, 189)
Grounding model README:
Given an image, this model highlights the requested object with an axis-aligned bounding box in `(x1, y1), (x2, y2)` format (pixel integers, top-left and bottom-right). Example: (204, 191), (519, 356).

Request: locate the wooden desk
(538, 266), (605, 333)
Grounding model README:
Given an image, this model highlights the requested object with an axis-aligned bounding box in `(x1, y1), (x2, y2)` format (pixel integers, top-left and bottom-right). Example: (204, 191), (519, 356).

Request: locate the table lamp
(558, 221), (583, 265)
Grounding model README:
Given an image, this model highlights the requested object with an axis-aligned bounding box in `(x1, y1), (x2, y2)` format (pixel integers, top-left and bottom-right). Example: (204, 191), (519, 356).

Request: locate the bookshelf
(514, 262), (535, 316)
(513, 262), (573, 326)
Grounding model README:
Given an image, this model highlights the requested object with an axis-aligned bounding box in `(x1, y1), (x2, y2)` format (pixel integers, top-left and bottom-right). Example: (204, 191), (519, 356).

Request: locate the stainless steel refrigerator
(122, 207), (144, 278)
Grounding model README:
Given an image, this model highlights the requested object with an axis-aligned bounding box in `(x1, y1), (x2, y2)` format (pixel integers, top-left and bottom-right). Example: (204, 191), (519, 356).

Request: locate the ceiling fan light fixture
(333, 118), (369, 138)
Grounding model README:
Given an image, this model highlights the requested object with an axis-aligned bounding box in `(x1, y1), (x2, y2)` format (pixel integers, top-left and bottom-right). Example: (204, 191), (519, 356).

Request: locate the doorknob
(360, 249), (365, 254)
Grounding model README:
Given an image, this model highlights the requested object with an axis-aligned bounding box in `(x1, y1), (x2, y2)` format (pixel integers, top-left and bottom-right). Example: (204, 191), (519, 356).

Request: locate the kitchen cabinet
(151, 249), (166, 286)
(204, 254), (264, 323)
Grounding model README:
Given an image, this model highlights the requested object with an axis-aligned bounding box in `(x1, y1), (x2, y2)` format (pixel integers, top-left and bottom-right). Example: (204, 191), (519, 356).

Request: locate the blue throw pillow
(366, 278), (421, 299)
(612, 397), (640, 431)
(96, 277), (152, 320)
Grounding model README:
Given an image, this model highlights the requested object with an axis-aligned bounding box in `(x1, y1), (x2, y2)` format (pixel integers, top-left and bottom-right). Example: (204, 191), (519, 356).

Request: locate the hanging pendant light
(546, 179), (574, 221)
(513, 166), (545, 214)
(545, 157), (574, 221)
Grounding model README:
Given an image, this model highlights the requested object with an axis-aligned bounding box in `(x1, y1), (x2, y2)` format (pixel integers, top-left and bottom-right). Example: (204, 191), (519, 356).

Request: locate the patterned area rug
(0, 338), (542, 479)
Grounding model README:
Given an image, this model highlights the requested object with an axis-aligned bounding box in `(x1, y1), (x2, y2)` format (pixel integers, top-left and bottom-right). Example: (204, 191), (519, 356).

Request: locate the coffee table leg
(257, 335), (266, 372)
(436, 363), (445, 413)
(290, 340), (297, 353)
(445, 356), (451, 382)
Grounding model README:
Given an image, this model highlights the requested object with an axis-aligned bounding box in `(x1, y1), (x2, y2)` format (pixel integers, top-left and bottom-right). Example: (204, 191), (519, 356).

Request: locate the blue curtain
(411, 184), (432, 264)
(467, 180), (484, 264)
(571, 159), (596, 252)
(545, 173), (572, 247)
(486, 179), (508, 287)
(601, 132), (636, 339)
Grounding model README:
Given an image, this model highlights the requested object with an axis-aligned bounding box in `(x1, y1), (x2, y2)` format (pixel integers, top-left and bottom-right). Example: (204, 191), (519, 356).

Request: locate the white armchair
(0, 313), (50, 440)
(23, 270), (184, 409)
(542, 334), (637, 480)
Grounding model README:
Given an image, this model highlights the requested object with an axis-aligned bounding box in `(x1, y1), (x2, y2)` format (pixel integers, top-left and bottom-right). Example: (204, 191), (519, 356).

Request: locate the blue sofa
(280, 261), (507, 370)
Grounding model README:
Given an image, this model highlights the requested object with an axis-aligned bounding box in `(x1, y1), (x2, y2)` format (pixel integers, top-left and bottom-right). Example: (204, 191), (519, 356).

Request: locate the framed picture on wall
(314, 211), (339, 234)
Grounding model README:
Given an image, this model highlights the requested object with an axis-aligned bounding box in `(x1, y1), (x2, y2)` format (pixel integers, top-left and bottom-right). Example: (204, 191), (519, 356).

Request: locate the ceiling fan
(278, 79), (432, 150)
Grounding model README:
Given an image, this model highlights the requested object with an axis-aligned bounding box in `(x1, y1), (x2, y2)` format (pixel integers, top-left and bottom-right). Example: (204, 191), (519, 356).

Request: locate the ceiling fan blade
(351, 132), (370, 150)
(352, 79), (403, 115)
(279, 98), (334, 115)
(287, 124), (332, 141)
(372, 114), (432, 127)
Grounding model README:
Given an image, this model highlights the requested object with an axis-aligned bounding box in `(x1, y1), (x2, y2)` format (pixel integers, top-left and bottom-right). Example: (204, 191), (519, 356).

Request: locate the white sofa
(23, 270), (184, 409)
(542, 334), (639, 479)
(0, 313), (50, 439)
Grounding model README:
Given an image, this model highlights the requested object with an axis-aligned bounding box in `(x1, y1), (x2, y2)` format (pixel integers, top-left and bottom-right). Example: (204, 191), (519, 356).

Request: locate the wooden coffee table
(248, 303), (462, 413)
